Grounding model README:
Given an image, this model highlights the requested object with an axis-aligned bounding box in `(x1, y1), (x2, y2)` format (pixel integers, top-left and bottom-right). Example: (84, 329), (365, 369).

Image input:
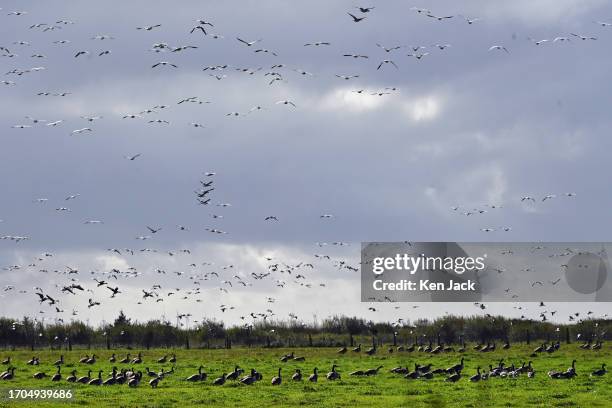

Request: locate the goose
(251, 369), (263, 381)
(352, 344), (361, 352)
(77, 370), (92, 383)
(280, 352), (294, 362)
(430, 343), (444, 354)
(157, 355), (167, 363)
(109, 353), (116, 363)
(327, 365), (340, 380)
(445, 372), (461, 382)
(271, 368), (282, 385)
(169, 354), (176, 363)
(308, 368), (318, 382)
(239, 369), (258, 385)
(421, 371), (434, 379)
(146, 367), (157, 377)
(131, 353), (143, 364)
(502, 340), (510, 349)
(365, 346), (376, 355)
(591, 364), (607, 376)
(470, 367), (482, 382)
(186, 365), (204, 381)
(149, 376), (160, 388)
(128, 371), (142, 387)
(350, 369), (365, 376)
(88, 370), (103, 385)
(416, 364), (432, 374)
(446, 358), (465, 374)
(27, 356), (37, 365)
(337, 347), (347, 354)
(66, 370), (77, 382)
(567, 360), (577, 376)
(390, 366), (409, 374)
(293, 356), (305, 362)
(365, 366), (383, 376)
(213, 373), (226, 385)
(85, 354), (97, 364)
(115, 370), (127, 384)
(33, 371), (47, 379)
(2, 367), (15, 380)
(78, 354), (90, 363)
(404, 369), (420, 379)
(291, 369), (302, 381)
(51, 366), (61, 381)
(347, 12), (366, 22)
(103, 368), (117, 385)
(54, 355), (64, 366)
(225, 366), (242, 381)
(528, 370), (536, 378)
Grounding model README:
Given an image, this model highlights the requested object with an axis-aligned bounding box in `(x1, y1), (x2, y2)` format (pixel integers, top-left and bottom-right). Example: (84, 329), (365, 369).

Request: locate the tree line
(0, 312), (608, 350)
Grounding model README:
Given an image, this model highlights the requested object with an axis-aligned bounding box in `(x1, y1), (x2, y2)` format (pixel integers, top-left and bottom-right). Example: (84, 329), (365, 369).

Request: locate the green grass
(0, 345), (609, 407)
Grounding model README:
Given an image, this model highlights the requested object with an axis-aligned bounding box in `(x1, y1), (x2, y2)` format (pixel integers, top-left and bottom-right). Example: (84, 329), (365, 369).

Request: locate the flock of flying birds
(0, 4), (609, 329)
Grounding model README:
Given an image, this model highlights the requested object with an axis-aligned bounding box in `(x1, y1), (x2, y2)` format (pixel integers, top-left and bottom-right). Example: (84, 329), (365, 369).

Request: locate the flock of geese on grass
(0, 349), (607, 388)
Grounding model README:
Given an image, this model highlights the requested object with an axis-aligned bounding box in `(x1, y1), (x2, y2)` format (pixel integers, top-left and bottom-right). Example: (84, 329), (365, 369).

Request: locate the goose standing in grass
(119, 353), (131, 364)
(78, 354), (89, 363)
(51, 366), (61, 381)
(85, 354), (97, 364)
(54, 355), (64, 366)
(77, 370), (92, 383)
(470, 367), (482, 382)
(169, 354), (176, 363)
(591, 364), (607, 376)
(27, 356), (38, 365)
(213, 373), (226, 385)
(1, 357), (10, 365)
(66, 370), (77, 382)
(186, 365), (204, 381)
(157, 355), (167, 363)
(327, 365), (340, 380)
(309, 368), (318, 382)
(109, 353), (116, 363)
(352, 344), (361, 352)
(128, 371), (142, 387)
(149, 375), (160, 388)
(337, 346), (347, 354)
(88, 370), (103, 385)
(271, 368), (282, 385)
(292, 369), (302, 381)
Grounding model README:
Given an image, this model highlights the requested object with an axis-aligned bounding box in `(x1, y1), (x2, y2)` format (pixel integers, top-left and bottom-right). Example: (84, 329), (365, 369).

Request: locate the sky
(0, 0), (611, 328)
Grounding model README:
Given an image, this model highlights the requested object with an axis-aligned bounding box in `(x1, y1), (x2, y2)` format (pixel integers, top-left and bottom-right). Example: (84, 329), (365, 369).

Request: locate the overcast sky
(0, 0), (611, 328)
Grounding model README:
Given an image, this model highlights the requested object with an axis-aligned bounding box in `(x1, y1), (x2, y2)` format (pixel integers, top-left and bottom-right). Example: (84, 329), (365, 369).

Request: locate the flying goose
(347, 13), (366, 22)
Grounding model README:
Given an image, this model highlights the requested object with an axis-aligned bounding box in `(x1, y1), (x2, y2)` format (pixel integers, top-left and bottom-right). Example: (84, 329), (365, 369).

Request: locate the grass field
(0, 345), (609, 407)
